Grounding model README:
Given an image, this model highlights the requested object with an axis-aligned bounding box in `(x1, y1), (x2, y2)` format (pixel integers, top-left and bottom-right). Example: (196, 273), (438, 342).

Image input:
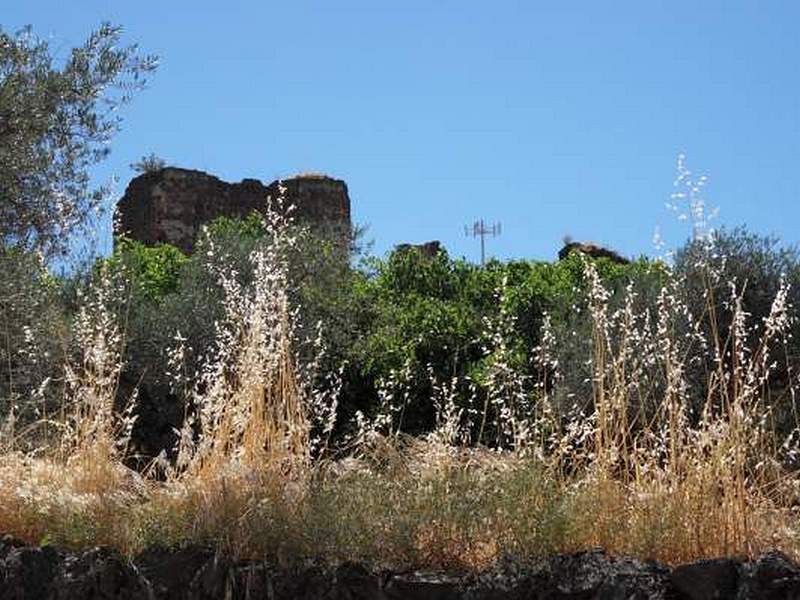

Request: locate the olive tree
(0, 22), (158, 257)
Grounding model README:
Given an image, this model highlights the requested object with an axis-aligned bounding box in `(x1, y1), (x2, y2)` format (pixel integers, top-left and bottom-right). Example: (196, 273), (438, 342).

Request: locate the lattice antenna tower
(465, 219), (501, 265)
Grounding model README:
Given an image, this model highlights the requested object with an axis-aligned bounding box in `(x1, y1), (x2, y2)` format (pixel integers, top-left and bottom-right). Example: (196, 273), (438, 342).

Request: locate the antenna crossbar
(464, 219), (501, 265)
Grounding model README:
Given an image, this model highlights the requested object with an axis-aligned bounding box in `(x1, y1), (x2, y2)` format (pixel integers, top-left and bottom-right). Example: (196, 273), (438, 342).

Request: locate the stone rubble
(3, 536), (800, 599)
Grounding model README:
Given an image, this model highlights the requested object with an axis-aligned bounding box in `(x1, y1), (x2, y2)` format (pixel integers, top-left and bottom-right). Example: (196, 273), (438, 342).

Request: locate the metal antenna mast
(465, 219), (501, 265)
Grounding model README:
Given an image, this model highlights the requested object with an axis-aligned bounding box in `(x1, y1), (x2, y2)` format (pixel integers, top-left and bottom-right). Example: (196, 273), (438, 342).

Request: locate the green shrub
(674, 226), (800, 427)
(0, 248), (67, 445)
(104, 236), (188, 303)
(341, 246), (665, 441)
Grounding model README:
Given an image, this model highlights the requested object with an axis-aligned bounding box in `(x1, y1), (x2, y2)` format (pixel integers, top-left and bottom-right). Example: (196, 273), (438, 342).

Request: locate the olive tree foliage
(673, 227), (800, 425)
(0, 248), (65, 445)
(0, 23), (158, 258)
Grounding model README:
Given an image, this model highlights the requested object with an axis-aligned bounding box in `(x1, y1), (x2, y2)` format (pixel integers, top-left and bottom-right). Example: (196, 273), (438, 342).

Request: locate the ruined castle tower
(115, 168), (351, 253)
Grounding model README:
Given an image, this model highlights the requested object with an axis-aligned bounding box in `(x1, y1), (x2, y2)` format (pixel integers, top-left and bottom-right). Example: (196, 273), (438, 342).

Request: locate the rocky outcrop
(3, 537), (800, 599)
(395, 240), (444, 259)
(558, 241), (629, 265)
(115, 168), (351, 254)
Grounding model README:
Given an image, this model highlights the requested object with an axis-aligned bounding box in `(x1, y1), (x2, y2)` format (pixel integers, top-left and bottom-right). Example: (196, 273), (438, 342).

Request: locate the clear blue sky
(5, 1), (799, 263)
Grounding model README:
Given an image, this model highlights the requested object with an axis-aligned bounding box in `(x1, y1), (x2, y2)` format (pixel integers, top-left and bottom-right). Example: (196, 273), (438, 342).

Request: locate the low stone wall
(2, 536), (799, 599)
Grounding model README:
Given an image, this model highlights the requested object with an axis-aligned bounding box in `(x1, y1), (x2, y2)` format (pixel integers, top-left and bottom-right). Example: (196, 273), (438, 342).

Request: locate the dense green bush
(103, 236), (188, 303)
(673, 227), (800, 427)
(72, 215), (800, 457)
(339, 245), (663, 440)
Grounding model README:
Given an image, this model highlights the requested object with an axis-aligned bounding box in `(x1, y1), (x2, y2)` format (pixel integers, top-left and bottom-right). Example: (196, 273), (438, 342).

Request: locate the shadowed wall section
(115, 168), (351, 253)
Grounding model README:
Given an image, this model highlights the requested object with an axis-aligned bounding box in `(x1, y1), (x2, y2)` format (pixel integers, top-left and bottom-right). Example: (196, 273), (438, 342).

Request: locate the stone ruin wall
(115, 168), (351, 254)
(115, 167), (631, 265)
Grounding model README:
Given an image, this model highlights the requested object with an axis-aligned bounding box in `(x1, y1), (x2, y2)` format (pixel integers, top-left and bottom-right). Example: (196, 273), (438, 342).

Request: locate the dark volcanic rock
(465, 550), (669, 599)
(135, 545), (216, 599)
(384, 570), (461, 600)
(116, 167), (352, 254)
(548, 550), (669, 599)
(3, 538), (800, 599)
(0, 536), (61, 600)
(670, 557), (741, 600)
(54, 547), (149, 600)
(738, 551), (800, 600)
(332, 562), (383, 599)
(250, 563), (335, 600)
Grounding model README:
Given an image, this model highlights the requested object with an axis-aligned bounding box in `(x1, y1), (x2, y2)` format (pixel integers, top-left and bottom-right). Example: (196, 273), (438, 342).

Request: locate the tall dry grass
(1, 183), (799, 570)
